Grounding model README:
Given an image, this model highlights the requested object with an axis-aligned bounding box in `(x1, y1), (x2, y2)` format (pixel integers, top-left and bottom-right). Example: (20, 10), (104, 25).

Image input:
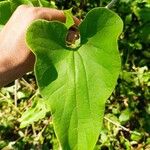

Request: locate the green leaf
(134, 7), (150, 23)
(119, 108), (132, 123)
(29, 0), (39, 6)
(0, 1), (12, 25)
(26, 7), (123, 150)
(139, 23), (150, 43)
(37, 0), (56, 8)
(19, 97), (47, 128)
(64, 8), (74, 29)
(131, 132), (142, 141)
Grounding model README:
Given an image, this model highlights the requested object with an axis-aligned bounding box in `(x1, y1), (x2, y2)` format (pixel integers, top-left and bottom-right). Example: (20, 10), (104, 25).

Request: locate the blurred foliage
(0, 0), (150, 149)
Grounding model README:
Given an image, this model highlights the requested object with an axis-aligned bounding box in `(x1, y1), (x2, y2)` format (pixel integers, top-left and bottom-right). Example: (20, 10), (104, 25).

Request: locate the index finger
(36, 7), (80, 26)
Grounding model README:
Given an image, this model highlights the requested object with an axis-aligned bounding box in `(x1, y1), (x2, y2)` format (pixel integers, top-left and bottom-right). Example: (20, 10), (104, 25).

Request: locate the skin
(0, 5), (80, 87)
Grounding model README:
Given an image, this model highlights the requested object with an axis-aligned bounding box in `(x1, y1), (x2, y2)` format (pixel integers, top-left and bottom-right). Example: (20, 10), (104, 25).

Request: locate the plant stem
(14, 79), (19, 107)
(104, 116), (141, 136)
(21, 78), (36, 92)
(106, 0), (118, 9)
(32, 123), (37, 137)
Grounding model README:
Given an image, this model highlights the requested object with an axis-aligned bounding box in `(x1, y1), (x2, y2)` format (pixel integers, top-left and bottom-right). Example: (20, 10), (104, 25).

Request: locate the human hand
(0, 5), (79, 87)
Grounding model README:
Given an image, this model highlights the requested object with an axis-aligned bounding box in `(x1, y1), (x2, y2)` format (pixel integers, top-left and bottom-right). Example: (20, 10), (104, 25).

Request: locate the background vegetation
(0, 0), (150, 149)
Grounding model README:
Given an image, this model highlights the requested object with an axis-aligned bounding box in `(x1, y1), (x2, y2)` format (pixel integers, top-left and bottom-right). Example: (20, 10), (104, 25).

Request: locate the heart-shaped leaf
(26, 7), (123, 150)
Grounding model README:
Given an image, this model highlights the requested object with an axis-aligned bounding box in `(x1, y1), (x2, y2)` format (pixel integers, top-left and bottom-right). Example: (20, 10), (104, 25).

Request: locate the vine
(106, 0), (119, 9)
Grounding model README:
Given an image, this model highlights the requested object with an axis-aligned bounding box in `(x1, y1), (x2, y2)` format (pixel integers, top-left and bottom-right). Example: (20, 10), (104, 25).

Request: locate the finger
(73, 16), (80, 26)
(38, 8), (65, 21)
(35, 7), (80, 25)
